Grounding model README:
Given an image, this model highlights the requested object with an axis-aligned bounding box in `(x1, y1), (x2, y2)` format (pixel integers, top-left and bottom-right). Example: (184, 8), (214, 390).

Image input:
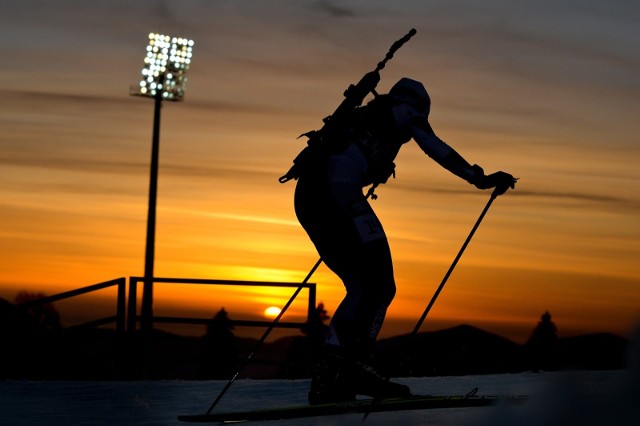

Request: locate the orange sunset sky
(1, 1), (638, 343)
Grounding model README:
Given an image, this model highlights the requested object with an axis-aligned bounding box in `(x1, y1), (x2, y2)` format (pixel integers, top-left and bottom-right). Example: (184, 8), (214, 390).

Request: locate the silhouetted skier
(291, 78), (516, 404)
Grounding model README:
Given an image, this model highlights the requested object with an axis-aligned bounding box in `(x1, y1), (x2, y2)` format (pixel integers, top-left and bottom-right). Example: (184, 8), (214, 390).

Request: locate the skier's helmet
(389, 78), (430, 117)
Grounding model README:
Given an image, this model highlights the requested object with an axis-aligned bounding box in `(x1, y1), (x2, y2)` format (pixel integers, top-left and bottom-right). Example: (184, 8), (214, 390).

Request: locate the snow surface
(1, 370), (639, 425)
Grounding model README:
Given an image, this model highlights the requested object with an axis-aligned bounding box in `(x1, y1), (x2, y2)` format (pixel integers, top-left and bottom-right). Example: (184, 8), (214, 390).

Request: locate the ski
(178, 390), (527, 423)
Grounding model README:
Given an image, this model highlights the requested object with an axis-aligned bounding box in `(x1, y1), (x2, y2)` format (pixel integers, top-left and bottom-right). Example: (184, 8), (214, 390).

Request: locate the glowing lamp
(132, 32), (194, 101)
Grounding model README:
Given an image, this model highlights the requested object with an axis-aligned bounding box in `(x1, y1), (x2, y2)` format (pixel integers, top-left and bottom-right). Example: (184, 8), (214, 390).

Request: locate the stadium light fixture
(132, 32), (194, 101)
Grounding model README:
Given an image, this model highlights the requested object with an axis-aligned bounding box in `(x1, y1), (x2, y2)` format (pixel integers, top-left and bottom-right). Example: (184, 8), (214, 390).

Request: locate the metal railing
(13, 276), (316, 335)
(16, 277), (127, 332)
(127, 276), (316, 333)
(11, 276), (316, 379)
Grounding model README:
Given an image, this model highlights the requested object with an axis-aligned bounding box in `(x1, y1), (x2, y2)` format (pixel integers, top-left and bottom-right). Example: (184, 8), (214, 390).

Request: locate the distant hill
(376, 324), (523, 377)
(376, 325), (629, 377)
(239, 324), (630, 379)
(0, 321), (630, 380)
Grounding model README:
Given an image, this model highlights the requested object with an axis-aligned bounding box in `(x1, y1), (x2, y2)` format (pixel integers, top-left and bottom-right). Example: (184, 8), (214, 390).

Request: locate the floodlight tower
(131, 33), (194, 335)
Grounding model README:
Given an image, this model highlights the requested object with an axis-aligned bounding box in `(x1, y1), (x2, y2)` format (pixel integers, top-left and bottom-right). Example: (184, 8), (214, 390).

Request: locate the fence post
(116, 278), (126, 334)
(308, 283), (316, 323)
(127, 277), (138, 333)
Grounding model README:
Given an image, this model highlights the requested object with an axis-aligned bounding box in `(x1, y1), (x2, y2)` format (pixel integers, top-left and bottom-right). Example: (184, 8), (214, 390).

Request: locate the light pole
(131, 33), (194, 337)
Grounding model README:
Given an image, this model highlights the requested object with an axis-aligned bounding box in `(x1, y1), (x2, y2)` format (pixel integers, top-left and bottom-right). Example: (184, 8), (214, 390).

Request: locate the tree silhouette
(0, 298), (34, 378)
(526, 311), (559, 371)
(0, 292), (61, 379)
(15, 291), (61, 331)
(199, 308), (237, 379)
(301, 302), (330, 339)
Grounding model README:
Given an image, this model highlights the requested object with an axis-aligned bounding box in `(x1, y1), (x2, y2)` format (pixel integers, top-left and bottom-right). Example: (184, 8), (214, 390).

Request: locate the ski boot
(349, 358), (411, 399)
(308, 346), (411, 404)
(308, 348), (356, 405)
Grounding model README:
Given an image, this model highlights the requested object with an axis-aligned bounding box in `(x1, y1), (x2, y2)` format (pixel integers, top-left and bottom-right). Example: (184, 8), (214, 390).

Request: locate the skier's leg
(324, 232), (396, 359)
(294, 157), (410, 403)
(321, 158), (396, 358)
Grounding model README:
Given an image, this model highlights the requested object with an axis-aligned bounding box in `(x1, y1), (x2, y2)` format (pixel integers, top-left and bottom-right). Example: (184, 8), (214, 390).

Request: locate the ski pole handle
(491, 184), (509, 199)
(491, 176), (519, 198)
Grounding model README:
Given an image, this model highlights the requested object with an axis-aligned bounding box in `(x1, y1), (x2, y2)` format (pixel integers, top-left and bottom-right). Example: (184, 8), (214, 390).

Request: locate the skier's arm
(411, 122), (517, 193)
(410, 122), (484, 185)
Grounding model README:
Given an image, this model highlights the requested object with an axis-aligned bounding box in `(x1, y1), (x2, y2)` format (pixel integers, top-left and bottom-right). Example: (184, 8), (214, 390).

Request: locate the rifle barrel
(376, 28), (417, 71)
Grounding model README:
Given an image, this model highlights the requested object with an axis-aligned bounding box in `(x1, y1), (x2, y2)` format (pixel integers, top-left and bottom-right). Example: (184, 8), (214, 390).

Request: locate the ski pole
(206, 258), (323, 414)
(411, 185), (507, 335)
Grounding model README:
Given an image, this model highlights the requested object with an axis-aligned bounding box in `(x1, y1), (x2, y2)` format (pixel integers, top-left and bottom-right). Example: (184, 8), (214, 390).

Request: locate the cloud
(394, 182), (639, 211)
(0, 89), (291, 116)
(312, 0), (358, 18)
(0, 152), (275, 182)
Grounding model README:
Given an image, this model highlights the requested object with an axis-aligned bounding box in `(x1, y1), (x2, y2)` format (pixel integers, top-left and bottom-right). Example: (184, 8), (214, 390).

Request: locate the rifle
(279, 28), (417, 184)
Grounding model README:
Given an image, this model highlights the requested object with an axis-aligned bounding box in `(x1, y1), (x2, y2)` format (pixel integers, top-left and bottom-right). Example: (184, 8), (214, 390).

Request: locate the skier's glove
(474, 171), (517, 196)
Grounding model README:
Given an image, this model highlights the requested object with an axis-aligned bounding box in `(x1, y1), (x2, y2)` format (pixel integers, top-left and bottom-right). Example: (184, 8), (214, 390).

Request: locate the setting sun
(264, 306), (282, 318)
